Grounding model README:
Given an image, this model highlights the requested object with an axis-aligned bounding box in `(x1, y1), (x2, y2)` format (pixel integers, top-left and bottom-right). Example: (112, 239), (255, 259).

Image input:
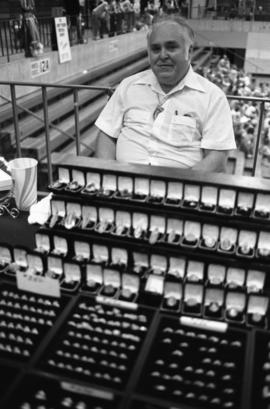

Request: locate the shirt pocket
(168, 115), (197, 147)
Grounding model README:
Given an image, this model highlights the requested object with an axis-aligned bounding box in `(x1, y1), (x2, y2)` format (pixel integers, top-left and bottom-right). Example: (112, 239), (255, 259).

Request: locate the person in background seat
(94, 14), (236, 172)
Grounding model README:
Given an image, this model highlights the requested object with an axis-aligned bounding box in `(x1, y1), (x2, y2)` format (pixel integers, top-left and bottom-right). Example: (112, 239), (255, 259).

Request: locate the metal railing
(1, 8), (270, 63)
(0, 80), (269, 187)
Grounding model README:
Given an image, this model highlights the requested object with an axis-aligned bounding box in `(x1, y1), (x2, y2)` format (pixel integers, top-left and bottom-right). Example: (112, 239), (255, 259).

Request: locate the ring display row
(1, 239), (267, 295)
(46, 199), (270, 259)
(0, 243), (268, 328)
(50, 166), (270, 220)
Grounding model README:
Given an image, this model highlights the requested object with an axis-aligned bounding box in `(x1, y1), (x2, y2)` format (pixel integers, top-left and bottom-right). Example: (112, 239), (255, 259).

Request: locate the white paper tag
(207, 264), (226, 285)
(99, 207), (114, 223)
(133, 252), (149, 268)
(238, 230), (257, 249)
(202, 224), (219, 241)
(134, 177), (150, 195)
(47, 255), (63, 275)
(74, 241), (91, 259)
(226, 267), (245, 286)
(0, 246), (12, 264)
(184, 283), (203, 303)
(86, 264), (103, 284)
(218, 189), (236, 208)
(226, 292), (246, 311)
(150, 215), (166, 233)
(246, 269), (266, 292)
(150, 180), (166, 197)
(167, 218), (183, 234)
(116, 211), (131, 228)
(201, 186), (218, 205)
(220, 227), (238, 244)
(237, 191), (254, 209)
(66, 202), (82, 219)
(51, 200), (66, 217)
(184, 184), (200, 202)
(111, 247), (128, 265)
(164, 281), (182, 300)
(184, 221), (201, 240)
(133, 212), (148, 230)
(247, 295), (269, 315)
(118, 176), (133, 193)
(35, 233), (50, 252)
(13, 248), (28, 268)
(204, 288), (224, 306)
(255, 193), (270, 212)
(102, 174), (117, 191)
(27, 254), (44, 273)
(92, 244), (109, 262)
(145, 274), (164, 294)
(71, 169), (85, 186)
(150, 254), (167, 272)
(258, 232), (270, 252)
(168, 257), (186, 279)
(122, 273), (139, 293)
(64, 262), (81, 282)
(167, 182), (183, 200)
(186, 260), (204, 281)
(103, 268), (121, 287)
(82, 206), (97, 223)
(58, 167), (70, 183)
(16, 271), (60, 297)
(86, 172), (101, 189)
(53, 236), (68, 256)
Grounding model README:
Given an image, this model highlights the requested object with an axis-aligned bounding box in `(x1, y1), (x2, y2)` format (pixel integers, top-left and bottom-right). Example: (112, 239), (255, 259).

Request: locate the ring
(220, 238), (232, 251)
(209, 302), (220, 313)
(227, 307), (239, 318)
(204, 236), (216, 248)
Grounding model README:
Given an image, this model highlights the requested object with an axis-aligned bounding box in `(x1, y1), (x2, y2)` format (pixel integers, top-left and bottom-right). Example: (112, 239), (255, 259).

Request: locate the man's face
(148, 21), (192, 92)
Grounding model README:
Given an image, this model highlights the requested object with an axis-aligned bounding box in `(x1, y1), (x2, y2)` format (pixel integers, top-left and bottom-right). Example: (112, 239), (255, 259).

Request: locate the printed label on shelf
(16, 271), (60, 298)
(61, 381), (114, 400)
(180, 316), (228, 332)
(96, 295), (138, 310)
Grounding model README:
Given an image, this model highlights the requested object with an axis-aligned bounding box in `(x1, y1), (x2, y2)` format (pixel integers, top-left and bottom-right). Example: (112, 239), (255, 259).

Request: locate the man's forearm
(191, 150), (229, 173)
(95, 130), (117, 159)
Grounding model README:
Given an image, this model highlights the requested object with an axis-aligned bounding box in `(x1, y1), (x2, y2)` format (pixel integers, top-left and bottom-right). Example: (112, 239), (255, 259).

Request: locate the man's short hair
(148, 14), (195, 45)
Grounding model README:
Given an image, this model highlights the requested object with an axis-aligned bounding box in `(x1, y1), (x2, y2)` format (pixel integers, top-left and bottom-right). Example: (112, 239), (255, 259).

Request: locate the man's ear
(187, 44), (193, 61)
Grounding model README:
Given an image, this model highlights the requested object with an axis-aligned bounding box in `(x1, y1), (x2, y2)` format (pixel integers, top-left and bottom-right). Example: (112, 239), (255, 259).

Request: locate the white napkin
(28, 193), (53, 225)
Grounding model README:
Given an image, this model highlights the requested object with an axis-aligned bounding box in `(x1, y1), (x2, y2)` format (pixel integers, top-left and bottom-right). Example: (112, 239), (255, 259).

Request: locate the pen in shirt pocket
(174, 111), (192, 117)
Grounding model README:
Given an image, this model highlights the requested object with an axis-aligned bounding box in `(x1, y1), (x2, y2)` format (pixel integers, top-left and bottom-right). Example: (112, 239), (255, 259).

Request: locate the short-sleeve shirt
(95, 66), (236, 168)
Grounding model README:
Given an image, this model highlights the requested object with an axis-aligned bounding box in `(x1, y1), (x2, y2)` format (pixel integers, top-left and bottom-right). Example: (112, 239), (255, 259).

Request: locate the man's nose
(159, 47), (168, 59)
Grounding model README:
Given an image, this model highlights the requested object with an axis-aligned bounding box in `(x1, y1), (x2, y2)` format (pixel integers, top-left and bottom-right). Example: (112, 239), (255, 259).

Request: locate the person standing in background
(19, 0), (43, 57)
(92, 0), (109, 39)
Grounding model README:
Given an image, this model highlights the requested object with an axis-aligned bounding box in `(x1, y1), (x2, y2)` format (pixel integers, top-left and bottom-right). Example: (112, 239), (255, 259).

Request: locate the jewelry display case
(1, 156), (270, 409)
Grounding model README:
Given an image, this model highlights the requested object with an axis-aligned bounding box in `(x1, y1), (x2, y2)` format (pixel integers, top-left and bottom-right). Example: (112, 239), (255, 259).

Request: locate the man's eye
(166, 44), (178, 51)
(151, 46), (160, 53)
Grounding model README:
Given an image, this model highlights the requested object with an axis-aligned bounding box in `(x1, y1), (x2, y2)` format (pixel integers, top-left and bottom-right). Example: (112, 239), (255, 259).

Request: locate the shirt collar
(134, 65), (206, 94)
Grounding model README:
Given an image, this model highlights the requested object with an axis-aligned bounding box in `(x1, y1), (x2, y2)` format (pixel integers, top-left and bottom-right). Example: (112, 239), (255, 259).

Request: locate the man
(95, 14), (236, 171)
(20, 0), (42, 57)
(92, 0), (109, 40)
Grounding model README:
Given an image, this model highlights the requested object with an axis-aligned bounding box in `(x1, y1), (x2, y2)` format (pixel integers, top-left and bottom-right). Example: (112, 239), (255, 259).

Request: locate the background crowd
(197, 54), (270, 165)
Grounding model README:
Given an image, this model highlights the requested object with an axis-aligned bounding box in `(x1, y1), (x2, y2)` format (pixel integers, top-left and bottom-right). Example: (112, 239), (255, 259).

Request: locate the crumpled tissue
(28, 193), (53, 225)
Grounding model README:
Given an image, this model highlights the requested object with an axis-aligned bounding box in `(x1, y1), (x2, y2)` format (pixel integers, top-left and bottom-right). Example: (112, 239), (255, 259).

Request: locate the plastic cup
(9, 157), (38, 211)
